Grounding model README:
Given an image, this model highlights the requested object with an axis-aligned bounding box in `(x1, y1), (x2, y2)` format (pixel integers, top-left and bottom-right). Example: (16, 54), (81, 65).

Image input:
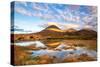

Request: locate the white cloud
(15, 7), (33, 16)
(15, 2), (82, 23)
(83, 24), (97, 31)
(83, 25), (93, 29)
(19, 1), (28, 7)
(40, 22), (80, 30)
(65, 24), (80, 29)
(47, 22), (59, 26)
(15, 2), (97, 31)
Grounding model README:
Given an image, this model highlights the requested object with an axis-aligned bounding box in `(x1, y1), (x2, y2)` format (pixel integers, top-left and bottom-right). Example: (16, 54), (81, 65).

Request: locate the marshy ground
(11, 39), (97, 66)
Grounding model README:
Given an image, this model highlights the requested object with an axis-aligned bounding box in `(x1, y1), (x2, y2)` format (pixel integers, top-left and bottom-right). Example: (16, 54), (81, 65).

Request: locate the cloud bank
(14, 2), (97, 31)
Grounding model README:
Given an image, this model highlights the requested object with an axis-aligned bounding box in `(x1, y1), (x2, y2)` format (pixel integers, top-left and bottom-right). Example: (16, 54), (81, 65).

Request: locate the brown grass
(63, 40), (97, 51)
(63, 53), (96, 63)
(12, 39), (97, 65)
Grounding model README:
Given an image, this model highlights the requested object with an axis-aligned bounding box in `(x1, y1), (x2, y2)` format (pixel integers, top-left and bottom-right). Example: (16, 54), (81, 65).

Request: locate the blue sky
(11, 1), (97, 34)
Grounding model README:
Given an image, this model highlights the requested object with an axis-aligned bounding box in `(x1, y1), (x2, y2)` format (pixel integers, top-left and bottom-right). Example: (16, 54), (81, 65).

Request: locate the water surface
(14, 40), (97, 62)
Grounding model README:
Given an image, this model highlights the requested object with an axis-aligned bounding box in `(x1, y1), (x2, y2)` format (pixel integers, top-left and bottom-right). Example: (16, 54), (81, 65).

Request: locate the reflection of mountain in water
(41, 40), (61, 48)
(14, 40), (97, 63)
(35, 41), (97, 62)
(32, 44), (96, 63)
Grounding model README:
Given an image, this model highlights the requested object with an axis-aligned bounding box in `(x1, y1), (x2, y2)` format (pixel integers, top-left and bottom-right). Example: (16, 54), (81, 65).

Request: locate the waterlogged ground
(13, 40), (97, 65)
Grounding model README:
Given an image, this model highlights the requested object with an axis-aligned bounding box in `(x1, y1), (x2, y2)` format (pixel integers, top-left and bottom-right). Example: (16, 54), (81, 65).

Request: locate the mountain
(65, 28), (77, 33)
(12, 25), (97, 42)
(64, 28), (97, 37)
(44, 25), (64, 32)
(35, 25), (97, 37)
(77, 29), (97, 36)
(45, 25), (61, 30)
(34, 25), (64, 37)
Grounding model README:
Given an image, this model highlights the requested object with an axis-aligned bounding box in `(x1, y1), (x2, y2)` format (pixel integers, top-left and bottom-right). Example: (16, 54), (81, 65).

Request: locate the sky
(11, 1), (97, 34)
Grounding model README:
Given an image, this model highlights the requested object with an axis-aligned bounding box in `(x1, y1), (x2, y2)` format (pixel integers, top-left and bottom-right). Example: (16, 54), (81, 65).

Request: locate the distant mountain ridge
(77, 29), (97, 36)
(35, 25), (97, 37)
(12, 25), (97, 42)
(43, 25), (64, 32)
(65, 28), (77, 33)
(45, 25), (61, 30)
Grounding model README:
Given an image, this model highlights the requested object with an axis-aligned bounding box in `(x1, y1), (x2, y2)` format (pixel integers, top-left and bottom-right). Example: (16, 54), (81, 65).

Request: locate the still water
(14, 40), (97, 61)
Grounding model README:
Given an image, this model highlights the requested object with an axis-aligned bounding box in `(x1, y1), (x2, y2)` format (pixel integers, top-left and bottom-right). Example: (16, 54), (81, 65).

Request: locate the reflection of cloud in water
(15, 41), (46, 48)
(32, 47), (96, 60)
(56, 43), (70, 49)
(14, 40), (97, 60)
